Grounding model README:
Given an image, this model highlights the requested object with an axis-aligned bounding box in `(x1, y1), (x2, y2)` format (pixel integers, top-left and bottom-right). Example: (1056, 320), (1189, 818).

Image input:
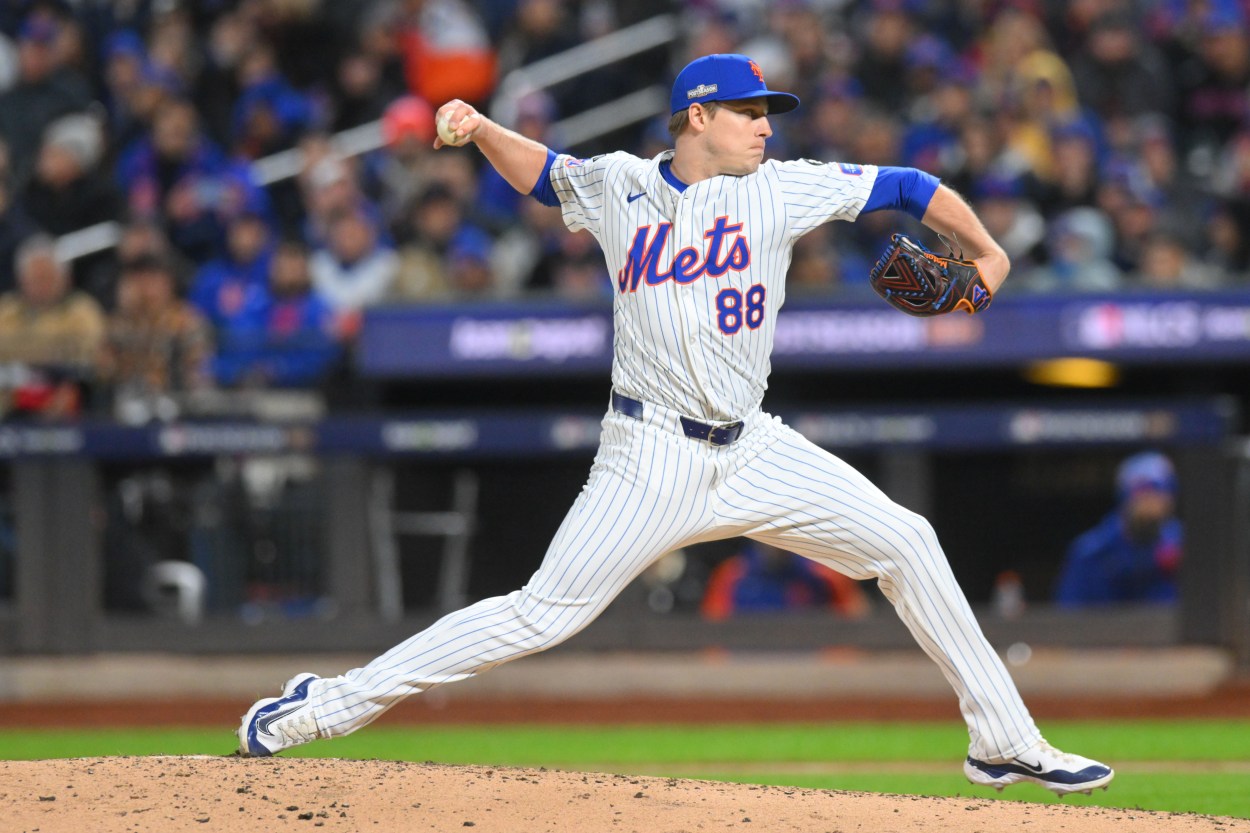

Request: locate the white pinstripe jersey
(549, 150), (879, 422)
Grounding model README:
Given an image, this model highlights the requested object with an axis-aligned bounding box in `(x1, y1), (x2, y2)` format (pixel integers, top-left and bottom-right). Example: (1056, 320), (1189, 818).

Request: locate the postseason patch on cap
(687, 83), (718, 99)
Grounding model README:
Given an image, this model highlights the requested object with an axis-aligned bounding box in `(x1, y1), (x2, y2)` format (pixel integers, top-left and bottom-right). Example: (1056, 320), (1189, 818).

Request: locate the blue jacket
(1055, 511), (1183, 607)
(213, 290), (341, 387)
(190, 249), (274, 329)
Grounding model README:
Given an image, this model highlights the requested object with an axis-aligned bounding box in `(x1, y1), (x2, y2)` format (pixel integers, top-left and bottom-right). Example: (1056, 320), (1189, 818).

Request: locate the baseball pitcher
(239, 54), (1113, 797)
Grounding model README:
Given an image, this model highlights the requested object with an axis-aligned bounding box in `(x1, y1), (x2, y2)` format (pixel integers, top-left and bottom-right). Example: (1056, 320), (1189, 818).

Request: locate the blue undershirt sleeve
(529, 149), (560, 207)
(861, 166), (940, 220)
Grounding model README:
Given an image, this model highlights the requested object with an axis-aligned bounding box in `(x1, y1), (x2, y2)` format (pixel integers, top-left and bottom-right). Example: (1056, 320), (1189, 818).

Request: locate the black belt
(611, 391), (744, 447)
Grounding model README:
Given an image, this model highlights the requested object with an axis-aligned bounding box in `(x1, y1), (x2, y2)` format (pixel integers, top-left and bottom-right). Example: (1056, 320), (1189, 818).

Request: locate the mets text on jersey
(616, 216), (751, 292)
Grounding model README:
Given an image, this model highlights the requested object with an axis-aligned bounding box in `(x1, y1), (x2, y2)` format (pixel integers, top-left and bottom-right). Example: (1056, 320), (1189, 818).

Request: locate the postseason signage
(0, 400), (1232, 460)
(358, 292), (1250, 377)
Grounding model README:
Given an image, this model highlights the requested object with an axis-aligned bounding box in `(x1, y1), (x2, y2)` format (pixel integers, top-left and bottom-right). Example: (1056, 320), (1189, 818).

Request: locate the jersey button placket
(667, 181), (713, 416)
(679, 284), (714, 415)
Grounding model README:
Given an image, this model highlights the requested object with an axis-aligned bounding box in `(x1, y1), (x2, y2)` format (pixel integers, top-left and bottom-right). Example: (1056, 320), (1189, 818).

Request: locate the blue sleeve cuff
(529, 149), (560, 207)
(861, 166), (940, 220)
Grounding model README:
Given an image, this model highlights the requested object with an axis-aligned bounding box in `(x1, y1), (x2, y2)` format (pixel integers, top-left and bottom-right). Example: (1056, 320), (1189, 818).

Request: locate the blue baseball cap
(670, 54), (800, 116)
(1116, 451), (1176, 500)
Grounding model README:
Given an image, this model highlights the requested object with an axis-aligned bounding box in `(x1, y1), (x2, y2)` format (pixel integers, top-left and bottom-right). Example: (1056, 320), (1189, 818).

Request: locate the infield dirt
(3, 756), (1248, 833)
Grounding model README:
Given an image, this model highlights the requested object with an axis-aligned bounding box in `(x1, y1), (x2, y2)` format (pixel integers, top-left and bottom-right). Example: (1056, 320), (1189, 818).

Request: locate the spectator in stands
(230, 43), (314, 160)
(189, 208), (275, 330)
(145, 6), (196, 80)
(445, 224), (497, 298)
(309, 206), (398, 316)
(395, 0), (497, 107)
(22, 112), (120, 239)
(525, 220), (612, 300)
(1172, 8), (1250, 159)
(1056, 451), (1182, 607)
(802, 77), (864, 162)
(701, 540), (870, 621)
(392, 183), (463, 300)
(0, 12), (92, 188)
(1133, 231), (1222, 290)
(899, 47), (974, 174)
(497, 0), (578, 75)
(1070, 9), (1174, 122)
(774, 3), (837, 104)
(191, 12), (250, 148)
(116, 97), (228, 257)
(1006, 50), (1086, 188)
(943, 115), (1025, 202)
(1026, 206), (1121, 293)
(1106, 184), (1164, 274)
(1129, 115), (1210, 250)
(1026, 120), (1101, 220)
(213, 239), (341, 388)
(98, 253), (213, 423)
(356, 1), (412, 100)
(376, 96), (437, 227)
(852, 0), (914, 114)
(0, 235), (105, 419)
(298, 151), (382, 250)
(101, 30), (181, 157)
(976, 7), (1050, 108)
(84, 217), (187, 311)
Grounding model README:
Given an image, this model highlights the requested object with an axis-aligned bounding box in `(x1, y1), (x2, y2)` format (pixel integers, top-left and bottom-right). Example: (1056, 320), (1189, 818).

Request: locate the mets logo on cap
(670, 54), (801, 115)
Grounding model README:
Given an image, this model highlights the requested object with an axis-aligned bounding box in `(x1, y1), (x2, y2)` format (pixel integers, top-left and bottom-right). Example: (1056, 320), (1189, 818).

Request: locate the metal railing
(53, 14), (678, 266)
(493, 14), (677, 148)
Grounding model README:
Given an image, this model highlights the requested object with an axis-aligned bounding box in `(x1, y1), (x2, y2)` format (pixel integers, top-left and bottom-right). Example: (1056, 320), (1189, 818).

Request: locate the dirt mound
(2, 757), (1244, 833)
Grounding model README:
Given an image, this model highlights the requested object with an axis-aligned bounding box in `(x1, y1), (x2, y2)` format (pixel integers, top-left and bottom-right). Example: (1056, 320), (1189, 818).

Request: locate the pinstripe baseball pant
(311, 401), (1042, 761)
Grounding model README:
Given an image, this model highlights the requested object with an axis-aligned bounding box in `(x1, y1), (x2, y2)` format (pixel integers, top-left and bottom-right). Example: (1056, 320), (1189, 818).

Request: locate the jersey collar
(653, 149), (689, 194)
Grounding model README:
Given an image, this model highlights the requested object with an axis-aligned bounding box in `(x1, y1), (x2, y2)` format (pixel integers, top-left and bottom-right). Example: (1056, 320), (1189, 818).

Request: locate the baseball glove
(868, 234), (993, 316)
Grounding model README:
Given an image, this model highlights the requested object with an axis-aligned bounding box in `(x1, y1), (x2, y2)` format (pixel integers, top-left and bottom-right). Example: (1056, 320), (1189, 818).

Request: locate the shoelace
(273, 708), (320, 746)
(1029, 741), (1089, 767)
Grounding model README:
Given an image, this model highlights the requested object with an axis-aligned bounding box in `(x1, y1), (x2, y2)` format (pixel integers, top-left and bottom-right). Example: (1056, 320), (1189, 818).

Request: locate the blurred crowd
(0, 0), (1248, 421)
(729, 0), (1250, 296)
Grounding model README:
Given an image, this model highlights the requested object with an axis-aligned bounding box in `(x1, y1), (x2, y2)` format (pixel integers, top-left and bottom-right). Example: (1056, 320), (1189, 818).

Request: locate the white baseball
(437, 112), (463, 146)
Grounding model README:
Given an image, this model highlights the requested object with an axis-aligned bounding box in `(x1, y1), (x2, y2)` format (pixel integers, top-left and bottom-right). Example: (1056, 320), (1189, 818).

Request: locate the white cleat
(238, 673), (322, 757)
(964, 740), (1114, 797)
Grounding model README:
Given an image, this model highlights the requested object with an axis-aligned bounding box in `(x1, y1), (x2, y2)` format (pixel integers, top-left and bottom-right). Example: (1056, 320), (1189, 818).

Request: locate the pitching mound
(2, 757), (1244, 833)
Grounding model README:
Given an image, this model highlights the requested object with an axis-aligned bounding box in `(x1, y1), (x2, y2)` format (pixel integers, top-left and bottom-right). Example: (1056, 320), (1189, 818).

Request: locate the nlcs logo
(617, 217), (751, 292)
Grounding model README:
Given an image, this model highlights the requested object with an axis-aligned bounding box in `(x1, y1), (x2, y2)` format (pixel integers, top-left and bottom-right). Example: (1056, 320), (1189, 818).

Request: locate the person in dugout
(1055, 451), (1183, 607)
(702, 539), (870, 620)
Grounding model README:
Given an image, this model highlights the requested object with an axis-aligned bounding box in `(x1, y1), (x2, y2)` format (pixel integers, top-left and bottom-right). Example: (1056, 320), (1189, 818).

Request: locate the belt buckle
(679, 414), (742, 446)
(707, 420), (743, 447)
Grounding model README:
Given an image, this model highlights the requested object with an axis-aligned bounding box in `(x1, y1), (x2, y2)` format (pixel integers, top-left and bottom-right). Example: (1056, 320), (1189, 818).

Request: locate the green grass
(683, 772), (1250, 819)
(2, 720), (1248, 818)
